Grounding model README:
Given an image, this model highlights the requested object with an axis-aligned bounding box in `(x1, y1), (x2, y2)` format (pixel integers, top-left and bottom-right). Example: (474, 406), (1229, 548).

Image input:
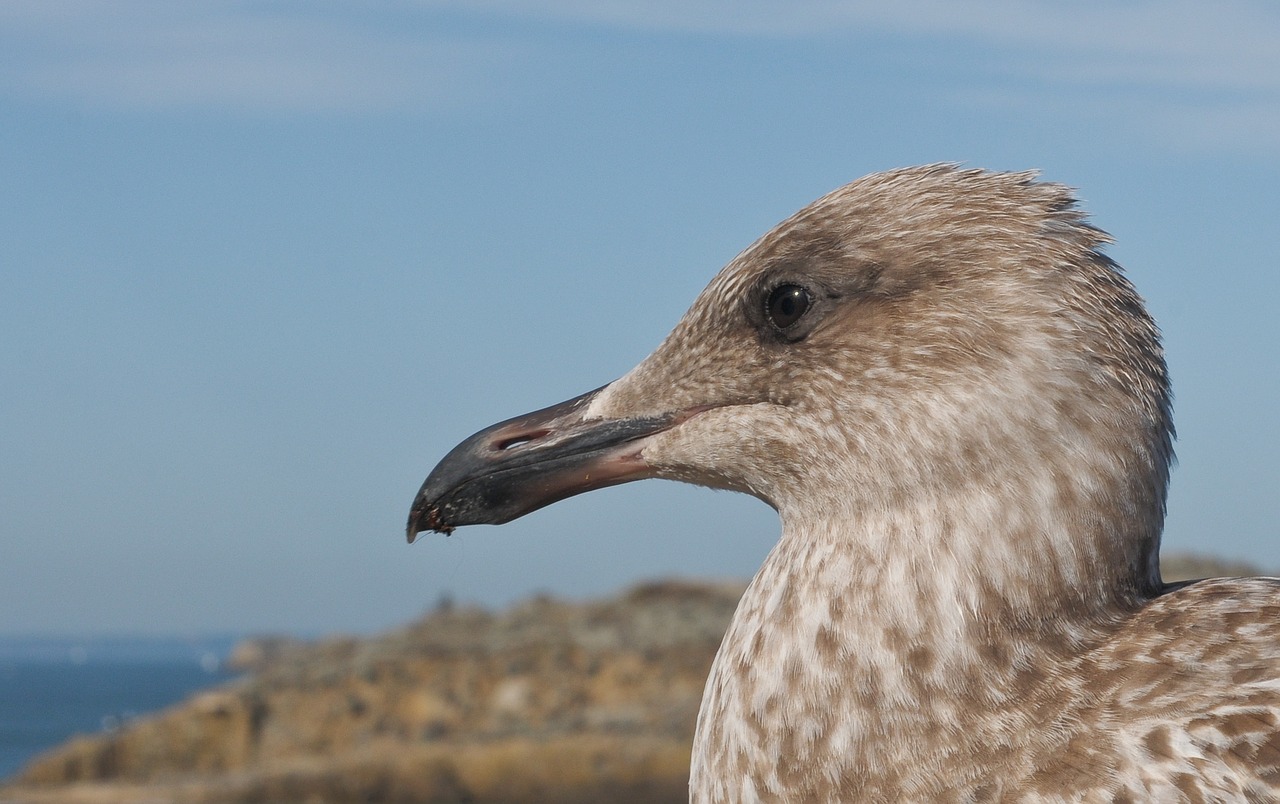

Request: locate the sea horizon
(0, 634), (255, 782)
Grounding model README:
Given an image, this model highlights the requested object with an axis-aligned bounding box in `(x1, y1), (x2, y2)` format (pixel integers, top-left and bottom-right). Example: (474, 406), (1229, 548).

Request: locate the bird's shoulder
(1021, 577), (1280, 801)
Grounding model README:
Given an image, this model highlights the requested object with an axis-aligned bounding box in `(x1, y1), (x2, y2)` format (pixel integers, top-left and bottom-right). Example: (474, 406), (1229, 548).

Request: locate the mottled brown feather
(579, 165), (1278, 802)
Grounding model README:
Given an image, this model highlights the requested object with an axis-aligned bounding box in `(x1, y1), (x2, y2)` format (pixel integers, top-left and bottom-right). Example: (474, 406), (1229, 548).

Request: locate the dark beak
(407, 386), (687, 542)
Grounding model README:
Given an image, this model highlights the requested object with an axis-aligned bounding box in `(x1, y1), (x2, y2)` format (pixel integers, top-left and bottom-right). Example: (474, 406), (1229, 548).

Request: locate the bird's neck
(690, 490), (1147, 801)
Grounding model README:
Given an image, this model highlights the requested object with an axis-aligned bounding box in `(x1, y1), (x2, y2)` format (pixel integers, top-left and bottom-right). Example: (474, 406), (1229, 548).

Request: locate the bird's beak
(407, 385), (693, 542)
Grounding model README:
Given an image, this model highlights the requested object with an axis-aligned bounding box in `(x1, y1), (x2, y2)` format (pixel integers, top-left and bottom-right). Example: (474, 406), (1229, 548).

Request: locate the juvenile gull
(408, 165), (1280, 801)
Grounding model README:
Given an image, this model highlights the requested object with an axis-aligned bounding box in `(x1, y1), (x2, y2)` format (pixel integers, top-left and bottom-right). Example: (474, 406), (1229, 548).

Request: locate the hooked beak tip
(406, 502), (455, 543)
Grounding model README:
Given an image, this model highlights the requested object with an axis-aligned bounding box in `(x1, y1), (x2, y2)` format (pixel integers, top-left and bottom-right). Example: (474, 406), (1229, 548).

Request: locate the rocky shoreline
(2, 555), (1264, 803)
(4, 579), (741, 803)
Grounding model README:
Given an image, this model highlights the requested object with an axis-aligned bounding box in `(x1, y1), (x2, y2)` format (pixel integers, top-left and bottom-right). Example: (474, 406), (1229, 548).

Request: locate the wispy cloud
(421, 0), (1280, 94)
(489, 0), (1279, 156)
(3, 0), (1278, 153)
(441, 0), (1280, 158)
(0, 1), (512, 113)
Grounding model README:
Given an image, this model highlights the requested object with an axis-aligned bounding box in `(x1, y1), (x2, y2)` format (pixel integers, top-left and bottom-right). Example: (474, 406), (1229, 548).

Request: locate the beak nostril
(494, 429), (550, 451)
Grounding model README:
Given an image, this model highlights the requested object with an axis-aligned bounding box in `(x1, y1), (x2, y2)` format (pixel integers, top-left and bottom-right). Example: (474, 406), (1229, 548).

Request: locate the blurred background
(1, 1), (1278, 796)
(4, 0), (1278, 639)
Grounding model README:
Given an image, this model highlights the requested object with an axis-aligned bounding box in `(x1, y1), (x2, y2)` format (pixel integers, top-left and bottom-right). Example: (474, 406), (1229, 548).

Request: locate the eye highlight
(765, 284), (812, 331)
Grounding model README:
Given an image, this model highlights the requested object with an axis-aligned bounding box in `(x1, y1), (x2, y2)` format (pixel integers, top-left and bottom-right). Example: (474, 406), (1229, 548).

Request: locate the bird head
(408, 165), (1172, 598)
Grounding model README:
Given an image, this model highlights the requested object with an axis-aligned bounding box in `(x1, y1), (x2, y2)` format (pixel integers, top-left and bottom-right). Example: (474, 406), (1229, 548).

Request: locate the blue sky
(2, 1), (1277, 636)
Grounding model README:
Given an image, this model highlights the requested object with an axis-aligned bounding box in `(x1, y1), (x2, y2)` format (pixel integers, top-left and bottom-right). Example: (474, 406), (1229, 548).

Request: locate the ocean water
(0, 636), (240, 782)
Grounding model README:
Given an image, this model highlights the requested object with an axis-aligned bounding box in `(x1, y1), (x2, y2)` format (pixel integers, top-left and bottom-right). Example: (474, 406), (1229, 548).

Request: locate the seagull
(407, 165), (1280, 801)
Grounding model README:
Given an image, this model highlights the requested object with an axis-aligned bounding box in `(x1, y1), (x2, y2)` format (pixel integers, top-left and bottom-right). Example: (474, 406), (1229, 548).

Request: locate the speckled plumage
(583, 166), (1280, 802)
(413, 165), (1280, 802)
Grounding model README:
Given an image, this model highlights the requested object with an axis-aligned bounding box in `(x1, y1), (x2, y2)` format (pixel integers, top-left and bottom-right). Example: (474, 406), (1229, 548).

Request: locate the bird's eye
(765, 284), (812, 330)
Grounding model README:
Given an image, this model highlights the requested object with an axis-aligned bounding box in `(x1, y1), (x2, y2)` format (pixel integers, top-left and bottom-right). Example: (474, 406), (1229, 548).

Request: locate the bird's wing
(1024, 577), (1280, 800)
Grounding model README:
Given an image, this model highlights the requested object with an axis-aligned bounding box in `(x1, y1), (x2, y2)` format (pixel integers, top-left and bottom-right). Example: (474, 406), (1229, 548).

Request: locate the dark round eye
(765, 284), (812, 330)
